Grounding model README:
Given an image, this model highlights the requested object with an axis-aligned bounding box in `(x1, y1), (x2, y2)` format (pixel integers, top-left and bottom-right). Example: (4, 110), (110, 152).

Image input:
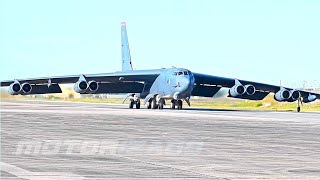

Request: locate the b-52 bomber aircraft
(1, 22), (319, 112)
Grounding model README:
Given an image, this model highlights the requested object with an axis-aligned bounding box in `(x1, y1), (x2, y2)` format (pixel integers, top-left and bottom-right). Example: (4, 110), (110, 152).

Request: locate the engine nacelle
(21, 83), (32, 94)
(274, 89), (291, 102)
(229, 85), (246, 97)
(74, 80), (88, 93)
(8, 83), (22, 95)
(88, 81), (99, 93)
(245, 84), (255, 95)
(303, 94), (317, 103)
(74, 80), (99, 93)
(290, 90), (301, 101)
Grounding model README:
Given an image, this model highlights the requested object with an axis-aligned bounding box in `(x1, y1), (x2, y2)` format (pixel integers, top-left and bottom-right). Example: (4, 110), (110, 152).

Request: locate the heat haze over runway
(1, 100), (320, 179)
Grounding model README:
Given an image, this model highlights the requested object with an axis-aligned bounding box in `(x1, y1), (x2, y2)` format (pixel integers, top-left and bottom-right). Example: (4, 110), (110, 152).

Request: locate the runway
(1, 100), (320, 179)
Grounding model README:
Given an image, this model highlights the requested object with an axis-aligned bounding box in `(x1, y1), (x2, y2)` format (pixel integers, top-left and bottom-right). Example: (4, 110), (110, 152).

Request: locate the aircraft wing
(0, 70), (162, 95)
(193, 72), (320, 100)
(0, 70), (161, 87)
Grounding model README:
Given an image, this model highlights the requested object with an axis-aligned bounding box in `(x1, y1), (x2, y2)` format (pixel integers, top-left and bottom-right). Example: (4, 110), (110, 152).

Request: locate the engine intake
(290, 90), (301, 101)
(245, 84), (255, 95)
(21, 83), (32, 94)
(8, 83), (22, 95)
(88, 81), (99, 92)
(274, 89), (291, 102)
(74, 80), (88, 93)
(229, 85), (246, 97)
(74, 80), (99, 93)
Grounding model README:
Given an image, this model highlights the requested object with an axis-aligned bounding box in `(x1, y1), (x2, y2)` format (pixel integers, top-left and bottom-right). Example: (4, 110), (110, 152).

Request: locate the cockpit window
(173, 71), (189, 76)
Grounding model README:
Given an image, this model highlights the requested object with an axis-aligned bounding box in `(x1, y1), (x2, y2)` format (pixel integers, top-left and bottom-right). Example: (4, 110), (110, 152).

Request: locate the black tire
(177, 100), (183, 110)
(129, 100), (134, 109)
(146, 101), (151, 109)
(136, 101), (141, 109)
(170, 100), (175, 109)
(159, 99), (164, 109)
(151, 98), (158, 109)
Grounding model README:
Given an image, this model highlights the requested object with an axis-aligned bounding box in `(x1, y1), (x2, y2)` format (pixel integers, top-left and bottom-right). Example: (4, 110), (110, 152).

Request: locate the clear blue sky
(1, 0), (319, 87)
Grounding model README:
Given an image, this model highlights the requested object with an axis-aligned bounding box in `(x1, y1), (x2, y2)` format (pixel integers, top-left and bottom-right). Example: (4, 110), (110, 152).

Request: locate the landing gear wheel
(151, 98), (158, 109)
(177, 100), (183, 110)
(146, 101), (151, 109)
(170, 100), (176, 109)
(158, 99), (164, 109)
(297, 98), (302, 113)
(129, 100), (134, 109)
(136, 100), (141, 109)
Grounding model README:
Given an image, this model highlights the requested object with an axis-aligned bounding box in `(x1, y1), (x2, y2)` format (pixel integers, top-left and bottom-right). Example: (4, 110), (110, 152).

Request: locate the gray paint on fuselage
(147, 68), (194, 100)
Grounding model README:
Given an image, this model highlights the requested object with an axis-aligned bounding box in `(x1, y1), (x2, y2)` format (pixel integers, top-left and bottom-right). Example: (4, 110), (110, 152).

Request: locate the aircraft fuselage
(145, 68), (194, 100)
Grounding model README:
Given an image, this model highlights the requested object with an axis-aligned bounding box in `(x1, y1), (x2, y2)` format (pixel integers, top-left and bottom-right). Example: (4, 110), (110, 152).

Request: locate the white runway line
(1, 161), (85, 180)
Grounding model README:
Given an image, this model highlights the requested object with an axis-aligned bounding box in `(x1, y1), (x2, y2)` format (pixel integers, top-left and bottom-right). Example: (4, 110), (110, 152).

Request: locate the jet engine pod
(290, 90), (301, 101)
(74, 80), (88, 93)
(303, 94), (317, 103)
(229, 85), (246, 97)
(274, 89), (291, 102)
(21, 83), (32, 94)
(245, 84), (256, 95)
(88, 81), (99, 93)
(8, 82), (22, 95)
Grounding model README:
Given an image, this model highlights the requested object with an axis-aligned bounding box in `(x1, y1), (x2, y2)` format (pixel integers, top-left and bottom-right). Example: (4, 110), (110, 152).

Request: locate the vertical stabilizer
(121, 22), (133, 71)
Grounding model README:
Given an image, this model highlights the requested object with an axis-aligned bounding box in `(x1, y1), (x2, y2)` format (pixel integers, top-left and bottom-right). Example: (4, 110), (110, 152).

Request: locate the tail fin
(121, 22), (133, 71)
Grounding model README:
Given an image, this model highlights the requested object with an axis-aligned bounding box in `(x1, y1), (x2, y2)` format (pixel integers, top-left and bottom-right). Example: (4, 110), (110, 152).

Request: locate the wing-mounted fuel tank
(302, 94), (317, 103)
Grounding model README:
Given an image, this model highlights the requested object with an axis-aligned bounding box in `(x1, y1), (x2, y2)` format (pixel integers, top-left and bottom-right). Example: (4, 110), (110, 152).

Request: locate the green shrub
(256, 103), (263, 107)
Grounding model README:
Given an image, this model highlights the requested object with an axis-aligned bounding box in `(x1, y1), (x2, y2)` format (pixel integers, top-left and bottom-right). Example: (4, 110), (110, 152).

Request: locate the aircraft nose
(181, 77), (191, 92)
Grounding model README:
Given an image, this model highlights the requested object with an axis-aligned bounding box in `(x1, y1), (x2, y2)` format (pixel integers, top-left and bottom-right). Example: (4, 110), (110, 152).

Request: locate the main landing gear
(146, 96), (165, 110)
(170, 99), (183, 110)
(146, 98), (182, 110)
(137, 95), (185, 110)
